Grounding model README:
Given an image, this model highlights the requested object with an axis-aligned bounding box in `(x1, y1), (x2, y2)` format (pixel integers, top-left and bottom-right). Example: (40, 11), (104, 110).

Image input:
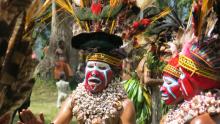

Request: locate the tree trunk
(36, 1), (79, 80)
(35, 0), (57, 79)
(144, 69), (162, 124)
(151, 85), (162, 124)
(150, 71), (162, 124)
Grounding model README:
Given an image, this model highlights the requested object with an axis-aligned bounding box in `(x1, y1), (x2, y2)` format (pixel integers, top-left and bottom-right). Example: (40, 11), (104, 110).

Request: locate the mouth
(161, 94), (169, 101)
(88, 78), (101, 86)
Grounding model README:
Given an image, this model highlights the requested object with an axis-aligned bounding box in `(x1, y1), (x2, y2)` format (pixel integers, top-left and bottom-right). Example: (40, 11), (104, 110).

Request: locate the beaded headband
(179, 55), (220, 81)
(86, 53), (122, 67)
(163, 64), (181, 78)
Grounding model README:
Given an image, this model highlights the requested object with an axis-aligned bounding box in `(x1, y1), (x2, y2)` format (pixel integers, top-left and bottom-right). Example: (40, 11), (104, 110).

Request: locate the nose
(160, 86), (166, 92)
(91, 70), (99, 77)
(92, 72), (96, 76)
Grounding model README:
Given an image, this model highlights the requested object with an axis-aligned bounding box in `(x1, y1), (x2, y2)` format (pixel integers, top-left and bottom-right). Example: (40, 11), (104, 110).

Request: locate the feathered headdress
(56, 0), (171, 40)
(176, 0), (220, 99)
(53, 0), (171, 69)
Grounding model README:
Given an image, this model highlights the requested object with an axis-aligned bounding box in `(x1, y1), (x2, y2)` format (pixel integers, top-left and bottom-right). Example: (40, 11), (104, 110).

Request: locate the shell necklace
(164, 90), (220, 124)
(71, 80), (128, 124)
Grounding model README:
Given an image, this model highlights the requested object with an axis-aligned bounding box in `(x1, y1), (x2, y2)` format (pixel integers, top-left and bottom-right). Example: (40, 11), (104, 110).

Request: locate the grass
(13, 78), (76, 124)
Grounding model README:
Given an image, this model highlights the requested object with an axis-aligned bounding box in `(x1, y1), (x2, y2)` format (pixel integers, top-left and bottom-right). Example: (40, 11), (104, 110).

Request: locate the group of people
(18, 29), (220, 124)
(159, 1), (220, 123)
(17, 1), (220, 124)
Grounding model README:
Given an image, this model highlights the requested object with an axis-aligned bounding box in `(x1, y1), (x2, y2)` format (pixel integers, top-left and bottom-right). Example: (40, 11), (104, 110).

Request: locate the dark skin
(17, 110), (44, 124)
(160, 113), (220, 124)
(17, 93), (136, 124)
(18, 59), (136, 124)
(188, 113), (220, 124)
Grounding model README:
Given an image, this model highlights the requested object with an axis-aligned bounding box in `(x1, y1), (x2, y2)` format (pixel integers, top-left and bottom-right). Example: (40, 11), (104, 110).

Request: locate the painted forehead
(163, 76), (179, 86)
(87, 61), (111, 67)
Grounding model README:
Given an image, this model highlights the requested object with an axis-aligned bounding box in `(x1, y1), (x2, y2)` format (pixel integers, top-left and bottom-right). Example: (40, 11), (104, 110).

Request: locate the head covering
(161, 55), (183, 105)
(72, 32), (125, 68)
(70, 1), (170, 70)
(70, 1), (142, 69)
(163, 55), (181, 79)
(179, 37), (220, 81)
(178, 37), (220, 99)
(177, 0), (220, 99)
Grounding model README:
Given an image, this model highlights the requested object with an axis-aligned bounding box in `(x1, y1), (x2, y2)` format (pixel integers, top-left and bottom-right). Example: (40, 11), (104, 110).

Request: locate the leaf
(55, 0), (74, 14)
(143, 91), (152, 106)
(143, 103), (151, 122)
(101, 3), (123, 18)
(128, 81), (137, 98)
(36, 0), (53, 18)
(138, 110), (145, 124)
(151, 7), (171, 23)
(137, 84), (144, 103)
(74, 7), (94, 20)
(131, 81), (139, 99)
(123, 80), (130, 91)
(127, 79), (136, 92)
(26, 0), (41, 27)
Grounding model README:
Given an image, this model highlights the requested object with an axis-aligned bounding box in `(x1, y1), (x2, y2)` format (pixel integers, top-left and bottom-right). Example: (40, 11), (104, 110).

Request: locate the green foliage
(32, 5), (52, 60)
(74, 4), (123, 20)
(123, 78), (152, 124)
(33, 24), (51, 60)
(129, 48), (148, 69)
(145, 52), (166, 75)
(161, 100), (173, 116)
(153, 0), (193, 34)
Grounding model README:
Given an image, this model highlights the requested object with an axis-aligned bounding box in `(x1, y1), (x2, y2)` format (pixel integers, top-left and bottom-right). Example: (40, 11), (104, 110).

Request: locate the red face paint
(84, 61), (113, 93)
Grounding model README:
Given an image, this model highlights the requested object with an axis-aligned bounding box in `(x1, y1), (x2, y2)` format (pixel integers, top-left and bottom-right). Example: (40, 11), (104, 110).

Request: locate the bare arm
(120, 99), (136, 124)
(52, 97), (73, 124)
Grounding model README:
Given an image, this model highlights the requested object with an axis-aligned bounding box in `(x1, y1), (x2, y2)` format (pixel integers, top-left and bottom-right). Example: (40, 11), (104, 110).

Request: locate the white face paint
(84, 61), (113, 93)
(179, 68), (188, 96)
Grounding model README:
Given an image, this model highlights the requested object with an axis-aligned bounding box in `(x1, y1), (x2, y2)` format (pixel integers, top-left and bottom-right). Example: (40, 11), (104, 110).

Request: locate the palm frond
(123, 78), (152, 123)
(55, 0), (74, 14)
(151, 7), (171, 23)
(55, 0), (83, 30)
(26, 0), (52, 30)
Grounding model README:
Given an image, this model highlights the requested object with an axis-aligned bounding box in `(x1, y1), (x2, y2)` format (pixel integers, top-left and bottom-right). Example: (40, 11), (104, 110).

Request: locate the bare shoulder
(120, 99), (136, 124)
(122, 99), (135, 109)
(189, 113), (220, 124)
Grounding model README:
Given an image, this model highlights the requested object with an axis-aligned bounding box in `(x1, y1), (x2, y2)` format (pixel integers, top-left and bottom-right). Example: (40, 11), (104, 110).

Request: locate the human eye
(98, 66), (106, 70)
(87, 64), (94, 68)
(166, 80), (172, 85)
(163, 77), (174, 85)
(179, 68), (185, 79)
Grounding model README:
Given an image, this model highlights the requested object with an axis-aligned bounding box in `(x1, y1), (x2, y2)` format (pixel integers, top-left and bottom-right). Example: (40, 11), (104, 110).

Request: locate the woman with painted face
(18, 32), (136, 124)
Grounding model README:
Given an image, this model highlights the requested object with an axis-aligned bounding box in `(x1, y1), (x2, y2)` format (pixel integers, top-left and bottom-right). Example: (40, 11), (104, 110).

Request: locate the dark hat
(72, 32), (126, 68)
